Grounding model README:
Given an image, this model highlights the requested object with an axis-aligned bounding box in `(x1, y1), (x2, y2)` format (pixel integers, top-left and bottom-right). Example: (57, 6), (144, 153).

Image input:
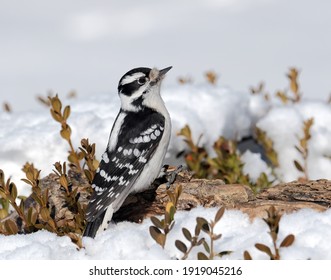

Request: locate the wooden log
(2, 169), (330, 230)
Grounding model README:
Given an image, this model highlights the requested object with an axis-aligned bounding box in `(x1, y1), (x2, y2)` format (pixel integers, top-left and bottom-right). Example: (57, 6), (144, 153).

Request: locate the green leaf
(174, 185), (182, 203)
(63, 106), (71, 120)
(50, 109), (62, 122)
(201, 222), (210, 233)
(293, 160), (304, 172)
(25, 170), (34, 182)
(40, 207), (50, 221)
(59, 175), (68, 189)
(0, 209), (8, 219)
(63, 162), (67, 174)
(195, 223), (201, 236)
(177, 125), (192, 140)
(182, 227), (192, 241)
(19, 199), (25, 213)
(149, 226), (165, 248)
(84, 169), (93, 183)
(47, 219), (57, 231)
(8, 183), (17, 200)
(218, 250), (232, 258)
(18, 195), (27, 201)
(77, 151), (85, 161)
(51, 95), (62, 113)
(0, 189), (7, 199)
(168, 220), (175, 232)
(175, 240), (187, 253)
(4, 219), (18, 235)
(53, 162), (62, 173)
(31, 193), (43, 206)
(196, 217), (209, 233)
(68, 153), (78, 164)
(42, 188), (49, 205)
(150, 216), (163, 229)
(165, 202), (175, 225)
(27, 207), (33, 224)
(60, 127), (71, 141)
(167, 192), (175, 205)
(203, 240), (210, 253)
(197, 238), (205, 246)
(93, 159), (99, 170)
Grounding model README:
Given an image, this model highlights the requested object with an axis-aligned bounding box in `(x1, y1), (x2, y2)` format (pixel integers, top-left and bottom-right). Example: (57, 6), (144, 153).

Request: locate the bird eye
(138, 77), (146, 85)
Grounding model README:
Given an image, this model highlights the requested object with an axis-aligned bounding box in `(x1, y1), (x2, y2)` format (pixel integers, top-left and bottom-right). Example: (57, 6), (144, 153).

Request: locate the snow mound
(1, 208), (330, 260)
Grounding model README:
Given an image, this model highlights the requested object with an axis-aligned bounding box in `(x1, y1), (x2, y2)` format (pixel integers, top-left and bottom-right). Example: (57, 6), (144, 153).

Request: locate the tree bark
(2, 170), (330, 228)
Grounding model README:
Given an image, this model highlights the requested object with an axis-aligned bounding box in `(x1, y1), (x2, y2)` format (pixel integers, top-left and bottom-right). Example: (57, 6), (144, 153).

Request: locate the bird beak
(159, 66), (172, 77)
(149, 66), (172, 83)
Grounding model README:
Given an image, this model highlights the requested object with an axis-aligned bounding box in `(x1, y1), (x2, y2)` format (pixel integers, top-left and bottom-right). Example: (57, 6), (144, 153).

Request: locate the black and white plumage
(83, 66), (172, 238)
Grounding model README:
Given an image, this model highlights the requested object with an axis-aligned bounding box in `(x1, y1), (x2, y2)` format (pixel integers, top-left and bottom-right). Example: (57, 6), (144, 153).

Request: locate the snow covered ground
(1, 83), (331, 259)
(1, 207), (331, 260)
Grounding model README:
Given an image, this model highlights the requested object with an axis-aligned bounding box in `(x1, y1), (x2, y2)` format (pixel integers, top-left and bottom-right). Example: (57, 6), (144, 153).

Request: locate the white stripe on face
(120, 72), (145, 86)
(119, 83), (149, 112)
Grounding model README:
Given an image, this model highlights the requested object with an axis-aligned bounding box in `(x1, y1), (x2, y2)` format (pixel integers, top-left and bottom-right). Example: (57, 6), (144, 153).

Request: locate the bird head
(117, 66), (172, 112)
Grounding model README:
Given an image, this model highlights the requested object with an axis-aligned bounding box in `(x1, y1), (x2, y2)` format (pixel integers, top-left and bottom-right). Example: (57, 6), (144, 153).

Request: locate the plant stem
(209, 224), (214, 259)
(68, 138), (83, 174)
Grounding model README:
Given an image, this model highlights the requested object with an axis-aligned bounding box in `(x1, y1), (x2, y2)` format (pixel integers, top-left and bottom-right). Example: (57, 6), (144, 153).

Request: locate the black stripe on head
(118, 67), (151, 96)
(119, 80), (141, 96)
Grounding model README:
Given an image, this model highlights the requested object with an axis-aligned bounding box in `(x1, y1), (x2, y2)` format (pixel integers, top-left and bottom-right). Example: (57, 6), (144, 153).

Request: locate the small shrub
(294, 118), (314, 181)
(79, 138), (99, 184)
(0, 94), (94, 247)
(0, 163), (85, 247)
(178, 125), (273, 192)
(244, 206), (295, 260)
(49, 94), (83, 174)
(149, 185), (182, 249)
(276, 68), (302, 104)
(249, 82), (270, 101)
(255, 127), (279, 169)
(176, 207), (231, 260)
(175, 224), (205, 260)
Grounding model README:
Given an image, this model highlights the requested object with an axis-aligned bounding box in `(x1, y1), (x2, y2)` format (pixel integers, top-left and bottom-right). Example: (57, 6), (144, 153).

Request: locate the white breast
(131, 88), (171, 193)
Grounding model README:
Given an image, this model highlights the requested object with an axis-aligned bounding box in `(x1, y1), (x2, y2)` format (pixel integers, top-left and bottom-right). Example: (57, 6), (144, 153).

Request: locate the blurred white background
(1, 0), (331, 110)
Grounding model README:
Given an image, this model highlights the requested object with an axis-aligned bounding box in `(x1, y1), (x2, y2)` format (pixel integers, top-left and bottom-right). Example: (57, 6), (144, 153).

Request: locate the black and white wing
(85, 111), (165, 224)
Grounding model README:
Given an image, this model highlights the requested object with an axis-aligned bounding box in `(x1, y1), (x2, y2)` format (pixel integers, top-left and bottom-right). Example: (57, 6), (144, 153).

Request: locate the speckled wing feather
(85, 111), (165, 222)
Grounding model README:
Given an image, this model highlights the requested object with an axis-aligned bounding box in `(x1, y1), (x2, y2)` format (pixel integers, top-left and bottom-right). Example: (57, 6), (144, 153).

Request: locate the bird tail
(83, 211), (106, 238)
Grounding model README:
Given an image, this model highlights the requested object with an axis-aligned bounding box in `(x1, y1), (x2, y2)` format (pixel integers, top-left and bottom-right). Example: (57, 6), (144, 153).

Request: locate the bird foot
(156, 164), (184, 189)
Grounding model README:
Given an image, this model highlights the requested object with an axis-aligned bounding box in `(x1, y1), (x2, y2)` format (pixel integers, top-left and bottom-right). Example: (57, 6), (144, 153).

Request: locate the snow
(1, 207), (331, 260)
(1, 82), (331, 259)
(241, 150), (272, 183)
(256, 101), (331, 182)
